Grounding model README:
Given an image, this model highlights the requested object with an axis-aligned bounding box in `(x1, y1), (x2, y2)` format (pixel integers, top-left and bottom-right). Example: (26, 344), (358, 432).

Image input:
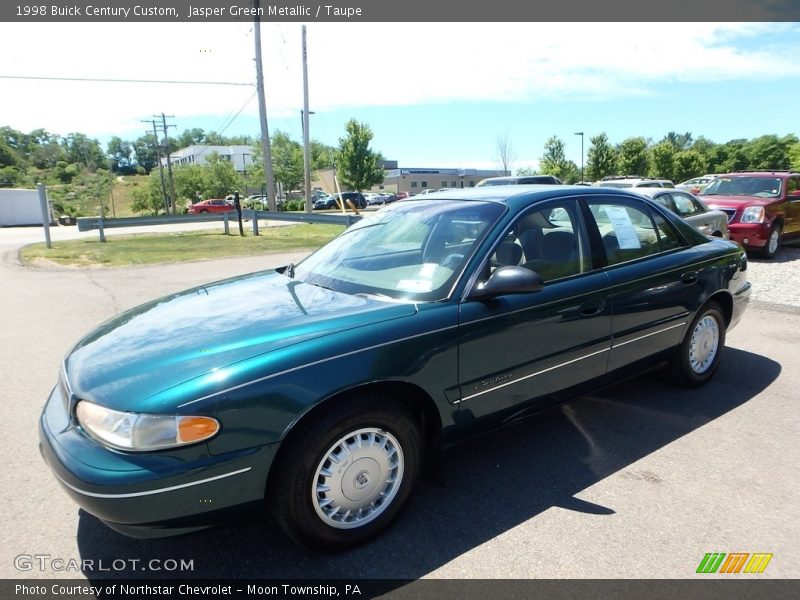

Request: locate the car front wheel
(269, 394), (422, 551)
(760, 224), (782, 259)
(665, 302), (726, 387)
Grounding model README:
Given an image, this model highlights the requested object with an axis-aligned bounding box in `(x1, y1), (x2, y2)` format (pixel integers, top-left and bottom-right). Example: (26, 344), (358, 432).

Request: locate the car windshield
(294, 200), (505, 301)
(701, 177), (782, 198)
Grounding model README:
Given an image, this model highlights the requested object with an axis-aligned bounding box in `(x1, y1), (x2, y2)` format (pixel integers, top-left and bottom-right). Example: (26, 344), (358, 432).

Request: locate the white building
(164, 145), (255, 172)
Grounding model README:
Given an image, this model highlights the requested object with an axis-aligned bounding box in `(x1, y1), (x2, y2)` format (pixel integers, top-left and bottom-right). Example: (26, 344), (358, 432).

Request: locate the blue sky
(1, 22), (798, 171)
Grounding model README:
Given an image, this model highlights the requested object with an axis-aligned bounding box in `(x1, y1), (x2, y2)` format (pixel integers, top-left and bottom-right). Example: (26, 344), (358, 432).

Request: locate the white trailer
(0, 188), (52, 226)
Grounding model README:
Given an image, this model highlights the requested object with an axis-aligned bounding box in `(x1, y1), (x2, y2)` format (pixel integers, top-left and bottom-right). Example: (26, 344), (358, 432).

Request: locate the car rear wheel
(760, 224), (782, 259)
(268, 394), (422, 551)
(665, 302), (726, 387)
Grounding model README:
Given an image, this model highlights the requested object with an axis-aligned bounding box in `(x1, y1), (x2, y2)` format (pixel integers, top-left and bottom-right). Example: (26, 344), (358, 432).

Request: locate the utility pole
(142, 119), (169, 214)
(301, 25), (312, 214)
(574, 131), (585, 183)
(157, 113), (178, 214)
(253, 0), (277, 211)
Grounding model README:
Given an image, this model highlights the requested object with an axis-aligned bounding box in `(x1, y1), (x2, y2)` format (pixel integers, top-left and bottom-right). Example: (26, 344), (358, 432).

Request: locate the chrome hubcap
(312, 427), (404, 529)
(768, 230), (780, 254)
(689, 315), (720, 374)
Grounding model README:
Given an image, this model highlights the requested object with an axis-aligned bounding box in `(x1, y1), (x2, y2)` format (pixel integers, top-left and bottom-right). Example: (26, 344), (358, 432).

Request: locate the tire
(665, 302), (726, 387)
(760, 224), (782, 259)
(268, 394), (422, 551)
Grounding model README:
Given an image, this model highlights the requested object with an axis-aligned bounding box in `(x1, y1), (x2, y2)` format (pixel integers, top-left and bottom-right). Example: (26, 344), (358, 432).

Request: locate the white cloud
(0, 22), (797, 137)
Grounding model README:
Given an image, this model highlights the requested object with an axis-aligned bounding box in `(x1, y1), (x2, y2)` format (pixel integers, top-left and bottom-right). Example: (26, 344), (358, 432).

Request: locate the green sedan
(40, 185), (750, 550)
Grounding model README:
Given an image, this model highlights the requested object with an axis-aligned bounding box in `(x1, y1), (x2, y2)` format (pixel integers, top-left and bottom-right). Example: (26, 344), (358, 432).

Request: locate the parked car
(187, 199), (236, 214)
(395, 192), (411, 200)
(476, 175), (563, 186)
(380, 193), (399, 204)
(676, 175), (719, 194)
(40, 186), (750, 551)
(418, 188), (437, 195)
(245, 195), (285, 210)
(596, 176), (675, 189)
(313, 191), (367, 210)
(700, 171), (800, 258)
(363, 193), (385, 206)
(635, 188), (729, 240)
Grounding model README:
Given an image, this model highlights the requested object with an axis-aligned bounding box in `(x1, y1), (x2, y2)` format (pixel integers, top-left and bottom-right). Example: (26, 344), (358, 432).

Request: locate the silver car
(636, 188), (729, 239)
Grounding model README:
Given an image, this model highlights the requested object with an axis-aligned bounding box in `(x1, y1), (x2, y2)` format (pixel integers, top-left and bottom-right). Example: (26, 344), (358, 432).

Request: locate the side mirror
(469, 266), (544, 300)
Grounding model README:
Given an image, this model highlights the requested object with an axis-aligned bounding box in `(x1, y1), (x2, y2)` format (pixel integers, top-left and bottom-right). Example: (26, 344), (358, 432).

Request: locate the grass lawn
(21, 224), (345, 267)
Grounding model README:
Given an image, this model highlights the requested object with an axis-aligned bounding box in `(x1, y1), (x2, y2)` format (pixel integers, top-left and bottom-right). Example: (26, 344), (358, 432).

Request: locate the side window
(588, 200), (662, 265)
(670, 192), (703, 217)
(651, 211), (685, 252)
(489, 202), (589, 282)
(787, 177), (799, 197)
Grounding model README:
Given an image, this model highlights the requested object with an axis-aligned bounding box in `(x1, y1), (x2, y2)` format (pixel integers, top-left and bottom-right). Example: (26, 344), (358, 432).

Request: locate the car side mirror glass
(469, 266), (544, 299)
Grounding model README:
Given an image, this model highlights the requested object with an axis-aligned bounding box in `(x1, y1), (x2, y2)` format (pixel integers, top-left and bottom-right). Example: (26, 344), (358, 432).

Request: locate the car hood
(700, 194), (773, 208)
(65, 270), (416, 411)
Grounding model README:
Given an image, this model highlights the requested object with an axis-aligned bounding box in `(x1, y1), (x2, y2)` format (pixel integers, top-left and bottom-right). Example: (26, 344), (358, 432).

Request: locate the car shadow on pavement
(76, 346), (779, 581)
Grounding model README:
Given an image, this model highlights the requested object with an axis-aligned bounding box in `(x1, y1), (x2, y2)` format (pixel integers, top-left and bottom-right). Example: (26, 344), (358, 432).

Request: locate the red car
(188, 199), (236, 214)
(700, 171), (800, 259)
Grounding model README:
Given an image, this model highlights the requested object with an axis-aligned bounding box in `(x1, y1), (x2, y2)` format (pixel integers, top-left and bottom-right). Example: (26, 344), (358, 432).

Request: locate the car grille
(719, 208), (737, 223)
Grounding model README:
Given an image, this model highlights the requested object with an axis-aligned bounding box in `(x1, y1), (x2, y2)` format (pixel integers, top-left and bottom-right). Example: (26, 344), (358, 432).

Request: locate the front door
(457, 199), (612, 433)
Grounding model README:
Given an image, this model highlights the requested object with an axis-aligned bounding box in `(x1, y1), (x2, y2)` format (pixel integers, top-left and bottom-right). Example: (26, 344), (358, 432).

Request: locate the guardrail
(76, 210), (363, 241)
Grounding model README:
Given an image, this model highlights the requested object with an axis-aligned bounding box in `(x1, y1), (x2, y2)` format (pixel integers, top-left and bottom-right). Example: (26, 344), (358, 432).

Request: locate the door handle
(680, 271), (698, 284)
(579, 299), (606, 316)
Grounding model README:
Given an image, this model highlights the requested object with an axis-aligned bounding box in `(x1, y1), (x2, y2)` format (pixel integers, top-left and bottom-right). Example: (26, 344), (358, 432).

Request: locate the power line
(0, 74), (253, 87)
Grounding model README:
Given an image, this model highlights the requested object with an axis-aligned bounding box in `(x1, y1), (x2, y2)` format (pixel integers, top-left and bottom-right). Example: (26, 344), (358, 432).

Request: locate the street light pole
(574, 131), (584, 183)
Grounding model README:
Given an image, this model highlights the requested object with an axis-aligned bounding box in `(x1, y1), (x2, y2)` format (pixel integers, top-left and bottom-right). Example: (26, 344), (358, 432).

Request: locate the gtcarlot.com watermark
(15, 553), (194, 572)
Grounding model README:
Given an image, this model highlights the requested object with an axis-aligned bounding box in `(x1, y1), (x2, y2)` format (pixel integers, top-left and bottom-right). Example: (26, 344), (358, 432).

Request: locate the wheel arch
(704, 291), (733, 327)
(266, 380), (444, 495)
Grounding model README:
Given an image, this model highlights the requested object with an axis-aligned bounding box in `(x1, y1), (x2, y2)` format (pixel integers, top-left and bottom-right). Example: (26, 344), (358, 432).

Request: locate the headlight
(76, 401), (219, 451)
(740, 206), (765, 224)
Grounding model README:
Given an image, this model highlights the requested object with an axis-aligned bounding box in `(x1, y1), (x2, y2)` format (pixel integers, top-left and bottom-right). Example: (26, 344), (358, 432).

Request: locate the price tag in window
(603, 206), (641, 249)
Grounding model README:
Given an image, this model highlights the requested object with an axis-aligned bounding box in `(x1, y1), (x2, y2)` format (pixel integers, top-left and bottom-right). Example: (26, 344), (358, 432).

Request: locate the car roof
(401, 184), (648, 210)
(719, 171), (799, 178)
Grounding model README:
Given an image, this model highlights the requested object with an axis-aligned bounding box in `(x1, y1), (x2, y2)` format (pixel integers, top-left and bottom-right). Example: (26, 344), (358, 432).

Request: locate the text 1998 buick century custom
(40, 186), (751, 550)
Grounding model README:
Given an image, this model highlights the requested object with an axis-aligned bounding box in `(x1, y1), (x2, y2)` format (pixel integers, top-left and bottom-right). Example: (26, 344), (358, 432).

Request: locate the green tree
(515, 166), (538, 176)
(661, 131), (693, 151)
(673, 150), (708, 183)
(649, 142), (676, 180)
(173, 164), (206, 203)
(789, 142), (800, 172)
(539, 136), (580, 183)
(586, 133), (617, 181)
(745, 134), (798, 170)
(310, 140), (336, 170)
(271, 132), (304, 193)
(336, 119), (384, 191)
(132, 133), (159, 173)
(201, 153), (242, 198)
(617, 137), (649, 176)
(176, 128), (207, 148)
(62, 132), (105, 170)
(107, 136), (134, 173)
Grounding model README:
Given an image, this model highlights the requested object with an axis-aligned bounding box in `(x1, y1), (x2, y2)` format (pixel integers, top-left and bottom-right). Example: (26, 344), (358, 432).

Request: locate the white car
(363, 193), (386, 206)
(596, 177), (675, 189)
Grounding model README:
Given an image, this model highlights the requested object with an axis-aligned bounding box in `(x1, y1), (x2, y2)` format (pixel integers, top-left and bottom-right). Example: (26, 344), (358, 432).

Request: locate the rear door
(583, 195), (699, 372)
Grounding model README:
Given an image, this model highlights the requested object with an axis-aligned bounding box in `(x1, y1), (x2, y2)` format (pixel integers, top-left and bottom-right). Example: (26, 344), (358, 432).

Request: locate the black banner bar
(2, 0), (800, 22)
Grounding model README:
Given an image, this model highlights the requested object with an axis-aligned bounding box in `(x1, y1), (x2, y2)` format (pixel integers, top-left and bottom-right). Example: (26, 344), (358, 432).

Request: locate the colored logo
(696, 552), (773, 574)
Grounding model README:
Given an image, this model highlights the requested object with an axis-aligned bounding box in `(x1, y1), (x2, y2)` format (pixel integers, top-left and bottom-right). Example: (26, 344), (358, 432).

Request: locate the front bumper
(728, 223), (770, 249)
(728, 280), (751, 332)
(38, 383), (278, 538)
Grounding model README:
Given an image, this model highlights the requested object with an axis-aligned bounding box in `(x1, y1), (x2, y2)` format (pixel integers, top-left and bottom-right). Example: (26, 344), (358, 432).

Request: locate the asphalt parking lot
(1, 226), (798, 581)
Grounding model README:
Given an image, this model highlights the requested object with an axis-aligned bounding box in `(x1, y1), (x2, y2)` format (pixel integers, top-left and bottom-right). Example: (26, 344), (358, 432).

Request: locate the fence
(76, 210), (363, 242)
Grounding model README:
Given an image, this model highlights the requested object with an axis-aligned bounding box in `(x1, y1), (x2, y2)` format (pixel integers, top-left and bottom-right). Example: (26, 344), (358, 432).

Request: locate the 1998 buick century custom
(40, 186), (751, 550)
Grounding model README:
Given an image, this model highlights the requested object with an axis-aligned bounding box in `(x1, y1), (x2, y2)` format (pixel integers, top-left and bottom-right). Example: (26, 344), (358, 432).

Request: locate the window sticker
(603, 206), (641, 249)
